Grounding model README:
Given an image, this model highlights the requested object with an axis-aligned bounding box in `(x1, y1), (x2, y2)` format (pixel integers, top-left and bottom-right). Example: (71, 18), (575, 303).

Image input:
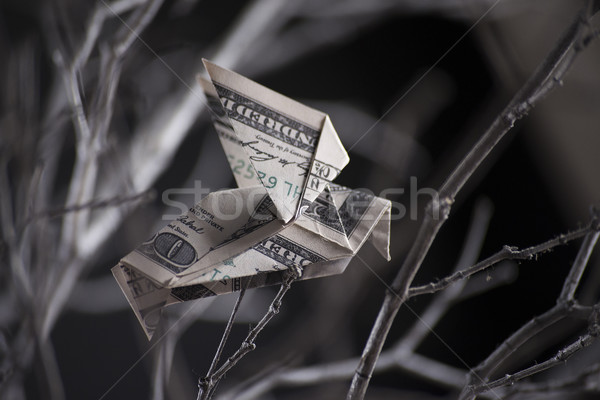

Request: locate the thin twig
(503, 363), (600, 398)
(35, 332), (66, 400)
(459, 208), (600, 400)
(397, 197), (493, 355)
(347, 4), (600, 398)
(41, 0), (164, 341)
(198, 286), (248, 399)
(465, 321), (600, 397)
(216, 350), (468, 400)
(208, 289), (248, 377)
(409, 222), (597, 298)
(466, 303), (573, 390)
(149, 296), (217, 400)
(72, 0), (147, 72)
(473, 333), (596, 394)
(559, 210), (600, 302)
(199, 271), (299, 399)
(216, 199), (495, 400)
(19, 190), (154, 232)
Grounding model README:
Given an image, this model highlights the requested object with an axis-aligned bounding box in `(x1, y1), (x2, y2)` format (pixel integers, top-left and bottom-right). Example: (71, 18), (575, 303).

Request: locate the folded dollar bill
(112, 60), (391, 339)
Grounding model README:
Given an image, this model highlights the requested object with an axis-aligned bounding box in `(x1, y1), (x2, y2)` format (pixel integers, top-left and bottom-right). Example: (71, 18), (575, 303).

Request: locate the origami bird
(113, 60), (391, 339)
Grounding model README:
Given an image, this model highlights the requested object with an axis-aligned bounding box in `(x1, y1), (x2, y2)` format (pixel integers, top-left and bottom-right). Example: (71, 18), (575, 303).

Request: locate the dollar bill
(112, 62), (391, 340)
(201, 60), (349, 223)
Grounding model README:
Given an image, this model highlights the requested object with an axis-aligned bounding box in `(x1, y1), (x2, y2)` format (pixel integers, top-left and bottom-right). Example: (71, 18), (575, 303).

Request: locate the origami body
(113, 61), (391, 339)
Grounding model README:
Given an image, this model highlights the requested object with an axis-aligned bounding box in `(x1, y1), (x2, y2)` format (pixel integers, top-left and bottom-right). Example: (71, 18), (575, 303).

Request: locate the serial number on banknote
(226, 154), (303, 198)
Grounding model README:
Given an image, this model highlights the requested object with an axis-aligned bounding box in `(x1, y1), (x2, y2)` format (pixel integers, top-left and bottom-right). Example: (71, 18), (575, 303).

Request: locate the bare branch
(35, 336), (65, 400)
(40, 0), (165, 341)
(559, 208), (600, 302)
(198, 286), (248, 399)
(347, 4), (600, 398)
(466, 325), (599, 397)
(409, 222), (597, 298)
(199, 271), (299, 399)
(465, 303), (572, 392)
(72, 0), (147, 72)
(459, 209), (600, 400)
(215, 198), (495, 399)
(504, 363), (600, 398)
(397, 197), (493, 355)
(216, 351), (467, 400)
(19, 190), (154, 231)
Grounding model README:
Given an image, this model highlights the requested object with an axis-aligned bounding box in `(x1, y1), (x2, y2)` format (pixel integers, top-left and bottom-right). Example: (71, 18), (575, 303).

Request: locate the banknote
(112, 62), (391, 339)
(201, 60), (349, 223)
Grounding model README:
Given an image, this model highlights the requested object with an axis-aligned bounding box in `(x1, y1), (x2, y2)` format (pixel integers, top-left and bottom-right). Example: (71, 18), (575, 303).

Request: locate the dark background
(1, 0), (599, 399)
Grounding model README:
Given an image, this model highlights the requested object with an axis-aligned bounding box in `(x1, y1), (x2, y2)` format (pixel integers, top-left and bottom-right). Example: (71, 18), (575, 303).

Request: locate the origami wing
(112, 185), (390, 339)
(201, 59), (349, 222)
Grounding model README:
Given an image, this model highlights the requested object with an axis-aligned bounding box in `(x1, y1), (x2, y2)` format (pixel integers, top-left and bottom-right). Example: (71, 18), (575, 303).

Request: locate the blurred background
(1, 0), (600, 399)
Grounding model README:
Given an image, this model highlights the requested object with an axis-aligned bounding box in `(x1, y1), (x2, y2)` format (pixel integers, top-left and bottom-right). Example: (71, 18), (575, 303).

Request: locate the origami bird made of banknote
(112, 60), (392, 339)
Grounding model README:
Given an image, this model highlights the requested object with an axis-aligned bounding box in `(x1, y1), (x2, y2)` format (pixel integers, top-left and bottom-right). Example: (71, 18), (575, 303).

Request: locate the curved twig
(347, 3), (600, 398)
